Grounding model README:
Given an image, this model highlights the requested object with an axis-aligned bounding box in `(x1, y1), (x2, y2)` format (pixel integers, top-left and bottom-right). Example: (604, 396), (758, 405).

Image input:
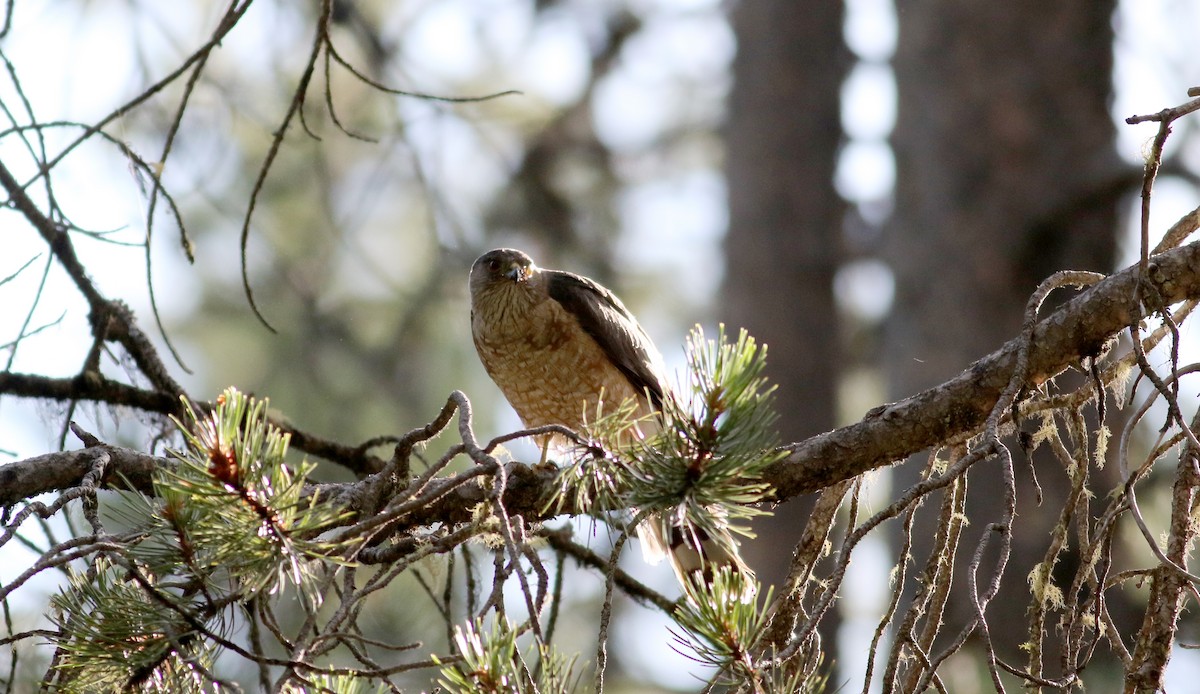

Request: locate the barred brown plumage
(468, 248), (754, 594)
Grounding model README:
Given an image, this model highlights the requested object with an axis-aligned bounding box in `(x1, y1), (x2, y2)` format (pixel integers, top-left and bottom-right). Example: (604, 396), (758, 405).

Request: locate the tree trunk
(722, 0), (847, 670)
(885, 0), (1122, 672)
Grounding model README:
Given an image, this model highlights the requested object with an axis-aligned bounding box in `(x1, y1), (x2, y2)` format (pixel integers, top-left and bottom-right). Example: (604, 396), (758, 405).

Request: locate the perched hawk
(469, 248), (752, 592)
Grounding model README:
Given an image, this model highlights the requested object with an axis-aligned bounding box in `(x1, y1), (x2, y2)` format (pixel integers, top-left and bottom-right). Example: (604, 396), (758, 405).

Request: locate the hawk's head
(469, 249), (541, 321)
(471, 248), (534, 287)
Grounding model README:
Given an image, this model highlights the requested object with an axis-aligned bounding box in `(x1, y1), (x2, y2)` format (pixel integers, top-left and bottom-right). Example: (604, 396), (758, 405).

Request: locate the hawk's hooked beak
(505, 263), (530, 282)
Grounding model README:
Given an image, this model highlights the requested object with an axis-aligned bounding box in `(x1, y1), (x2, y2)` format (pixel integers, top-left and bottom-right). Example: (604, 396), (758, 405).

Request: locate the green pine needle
(556, 325), (783, 558)
(48, 387), (353, 688)
(670, 566), (769, 674)
(435, 617), (580, 694)
(670, 567), (824, 692)
(154, 387), (351, 603)
(284, 674), (389, 693)
(47, 558), (216, 693)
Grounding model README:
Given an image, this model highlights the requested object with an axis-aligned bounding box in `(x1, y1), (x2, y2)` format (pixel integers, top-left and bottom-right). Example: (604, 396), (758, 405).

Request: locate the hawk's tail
(637, 518), (756, 601)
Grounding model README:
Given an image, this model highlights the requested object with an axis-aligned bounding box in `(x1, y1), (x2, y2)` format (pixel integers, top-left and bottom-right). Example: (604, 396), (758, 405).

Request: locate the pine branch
(766, 235), (1200, 498)
(7, 237), (1200, 528)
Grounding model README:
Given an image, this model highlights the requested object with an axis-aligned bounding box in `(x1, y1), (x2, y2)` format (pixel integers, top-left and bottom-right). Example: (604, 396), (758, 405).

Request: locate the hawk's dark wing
(545, 270), (669, 410)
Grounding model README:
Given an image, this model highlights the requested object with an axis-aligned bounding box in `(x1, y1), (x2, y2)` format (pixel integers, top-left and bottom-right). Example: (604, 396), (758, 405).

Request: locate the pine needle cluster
(46, 387), (349, 691)
(633, 325), (784, 553)
(153, 387), (349, 601)
(560, 325), (784, 568)
(435, 617), (581, 694)
(669, 567), (821, 692)
(670, 566), (769, 671)
(48, 557), (219, 692)
(551, 325), (788, 684)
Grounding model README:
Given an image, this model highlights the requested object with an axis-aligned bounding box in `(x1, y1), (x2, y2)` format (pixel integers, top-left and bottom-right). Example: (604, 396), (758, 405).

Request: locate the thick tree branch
(0, 447), (164, 507)
(765, 238), (1200, 499)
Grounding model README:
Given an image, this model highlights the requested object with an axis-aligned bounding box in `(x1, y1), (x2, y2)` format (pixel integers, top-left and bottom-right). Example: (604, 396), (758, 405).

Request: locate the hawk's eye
(486, 258), (501, 272)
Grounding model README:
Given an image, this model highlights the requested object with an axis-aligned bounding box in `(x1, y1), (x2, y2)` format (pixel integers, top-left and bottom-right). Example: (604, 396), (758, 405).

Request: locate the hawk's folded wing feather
(544, 270), (669, 410)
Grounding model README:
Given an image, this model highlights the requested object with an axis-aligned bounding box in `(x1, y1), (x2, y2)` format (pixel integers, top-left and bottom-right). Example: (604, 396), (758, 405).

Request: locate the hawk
(469, 248), (753, 592)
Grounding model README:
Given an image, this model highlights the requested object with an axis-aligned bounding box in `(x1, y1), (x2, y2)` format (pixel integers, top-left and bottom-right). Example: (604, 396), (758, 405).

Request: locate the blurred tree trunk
(722, 0), (846, 663)
(885, 0), (1123, 668)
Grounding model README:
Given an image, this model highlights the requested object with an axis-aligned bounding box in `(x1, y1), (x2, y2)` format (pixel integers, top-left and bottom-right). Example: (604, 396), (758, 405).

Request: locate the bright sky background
(2, 0), (1199, 690)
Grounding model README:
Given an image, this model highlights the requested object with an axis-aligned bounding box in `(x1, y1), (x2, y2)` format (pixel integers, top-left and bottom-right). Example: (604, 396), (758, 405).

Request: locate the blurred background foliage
(3, 0), (1200, 690)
